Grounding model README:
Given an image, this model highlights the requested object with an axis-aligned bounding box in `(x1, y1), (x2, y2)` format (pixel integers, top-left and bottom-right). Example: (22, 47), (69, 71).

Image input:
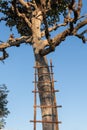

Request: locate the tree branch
(33, 40), (48, 54)
(41, 0), (83, 39)
(41, 23), (67, 37)
(72, 18), (87, 35)
(19, 0), (37, 9)
(39, 29), (70, 56)
(16, 8), (32, 28)
(11, 0), (32, 28)
(40, 18), (87, 56)
(0, 49), (9, 61)
(19, 0), (29, 8)
(75, 30), (87, 43)
(0, 36), (32, 50)
(40, 33), (68, 56)
(0, 36), (32, 60)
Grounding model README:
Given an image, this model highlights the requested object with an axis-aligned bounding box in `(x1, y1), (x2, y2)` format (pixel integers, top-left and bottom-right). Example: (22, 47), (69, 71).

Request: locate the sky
(0, 1), (87, 130)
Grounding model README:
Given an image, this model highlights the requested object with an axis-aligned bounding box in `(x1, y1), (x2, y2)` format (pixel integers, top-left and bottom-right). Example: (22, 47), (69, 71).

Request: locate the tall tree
(0, 84), (9, 129)
(0, 0), (87, 130)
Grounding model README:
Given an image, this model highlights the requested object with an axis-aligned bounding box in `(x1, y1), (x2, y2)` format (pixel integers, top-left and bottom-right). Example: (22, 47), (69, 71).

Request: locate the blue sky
(0, 1), (87, 130)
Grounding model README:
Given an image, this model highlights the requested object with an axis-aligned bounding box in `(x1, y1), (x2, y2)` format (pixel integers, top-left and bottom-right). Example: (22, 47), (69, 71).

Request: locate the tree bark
(34, 54), (59, 130)
(31, 9), (59, 130)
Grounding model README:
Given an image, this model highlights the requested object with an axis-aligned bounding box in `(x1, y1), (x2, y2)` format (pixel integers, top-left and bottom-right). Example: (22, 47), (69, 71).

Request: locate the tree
(0, 84), (9, 129)
(0, 0), (87, 130)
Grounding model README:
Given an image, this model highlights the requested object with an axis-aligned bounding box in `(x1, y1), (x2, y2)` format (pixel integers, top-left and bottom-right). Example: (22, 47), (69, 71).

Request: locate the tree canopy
(0, 0), (87, 61)
(0, 0), (70, 35)
(0, 84), (9, 129)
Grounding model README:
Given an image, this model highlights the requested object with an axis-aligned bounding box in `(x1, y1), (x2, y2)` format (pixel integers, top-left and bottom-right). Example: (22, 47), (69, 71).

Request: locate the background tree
(0, 84), (9, 129)
(0, 0), (87, 130)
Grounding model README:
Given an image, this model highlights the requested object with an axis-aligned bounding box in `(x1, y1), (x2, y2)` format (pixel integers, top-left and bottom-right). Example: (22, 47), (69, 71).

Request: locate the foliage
(0, 84), (9, 129)
(0, 0), (87, 58)
(0, 0), (71, 36)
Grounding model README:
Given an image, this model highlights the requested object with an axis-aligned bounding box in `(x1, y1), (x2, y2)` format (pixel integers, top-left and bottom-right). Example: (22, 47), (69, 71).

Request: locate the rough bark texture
(31, 10), (59, 130)
(35, 54), (59, 130)
(30, 9), (58, 129)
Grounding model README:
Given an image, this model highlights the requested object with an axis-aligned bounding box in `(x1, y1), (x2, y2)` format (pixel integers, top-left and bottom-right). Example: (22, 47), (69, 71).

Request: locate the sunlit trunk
(31, 10), (59, 130)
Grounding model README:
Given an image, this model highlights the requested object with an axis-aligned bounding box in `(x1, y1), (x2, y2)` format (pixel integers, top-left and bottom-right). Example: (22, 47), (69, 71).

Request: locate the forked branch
(40, 18), (87, 56)
(0, 36), (32, 60)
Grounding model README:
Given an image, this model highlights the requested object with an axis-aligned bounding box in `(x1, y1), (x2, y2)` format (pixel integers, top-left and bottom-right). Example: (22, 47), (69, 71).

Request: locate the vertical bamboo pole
(50, 60), (54, 130)
(50, 59), (59, 130)
(34, 67), (37, 130)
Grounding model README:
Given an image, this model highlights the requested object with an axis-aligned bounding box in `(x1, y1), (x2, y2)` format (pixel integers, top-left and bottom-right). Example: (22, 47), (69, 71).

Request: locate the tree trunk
(31, 9), (59, 130)
(34, 54), (59, 130)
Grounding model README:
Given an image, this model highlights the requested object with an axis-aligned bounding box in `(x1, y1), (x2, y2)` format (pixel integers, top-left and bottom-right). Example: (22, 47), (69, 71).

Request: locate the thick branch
(34, 28), (70, 55)
(34, 40), (48, 54)
(40, 18), (87, 56)
(0, 36), (32, 50)
(0, 36), (32, 60)
(41, 23), (67, 37)
(19, 0), (29, 8)
(40, 29), (71, 56)
(72, 19), (87, 34)
(35, 17), (87, 56)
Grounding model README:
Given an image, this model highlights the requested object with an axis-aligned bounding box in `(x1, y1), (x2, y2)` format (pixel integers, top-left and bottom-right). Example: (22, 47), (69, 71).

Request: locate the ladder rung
(33, 105), (62, 108)
(32, 80), (57, 83)
(32, 90), (59, 93)
(31, 60), (61, 129)
(33, 65), (54, 68)
(30, 120), (62, 124)
(34, 72), (54, 75)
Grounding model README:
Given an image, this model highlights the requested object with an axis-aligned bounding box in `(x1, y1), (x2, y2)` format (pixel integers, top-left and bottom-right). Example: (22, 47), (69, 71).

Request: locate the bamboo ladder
(30, 59), (62, 130)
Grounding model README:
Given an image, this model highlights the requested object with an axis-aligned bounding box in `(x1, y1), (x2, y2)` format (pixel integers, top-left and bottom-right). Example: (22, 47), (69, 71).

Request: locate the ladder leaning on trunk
(30, 59), (62, 130)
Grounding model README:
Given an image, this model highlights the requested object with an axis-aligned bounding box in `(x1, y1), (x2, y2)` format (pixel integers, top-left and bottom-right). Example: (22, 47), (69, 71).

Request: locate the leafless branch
(0, 36), (32, 50)
(0, 49), (9, 61)
(41, 23), (67, 37)
(78, 14), (87, 20)
(0, 35), (32, 60)
(19, 0), (29, 8)
(75, 30), (87, 43)
(19, 0), (36, 9)
(72, 18), (87, 34)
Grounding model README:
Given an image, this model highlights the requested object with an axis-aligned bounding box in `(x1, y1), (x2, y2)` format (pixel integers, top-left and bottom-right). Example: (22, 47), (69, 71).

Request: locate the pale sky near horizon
(0, 1), (87, 130)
